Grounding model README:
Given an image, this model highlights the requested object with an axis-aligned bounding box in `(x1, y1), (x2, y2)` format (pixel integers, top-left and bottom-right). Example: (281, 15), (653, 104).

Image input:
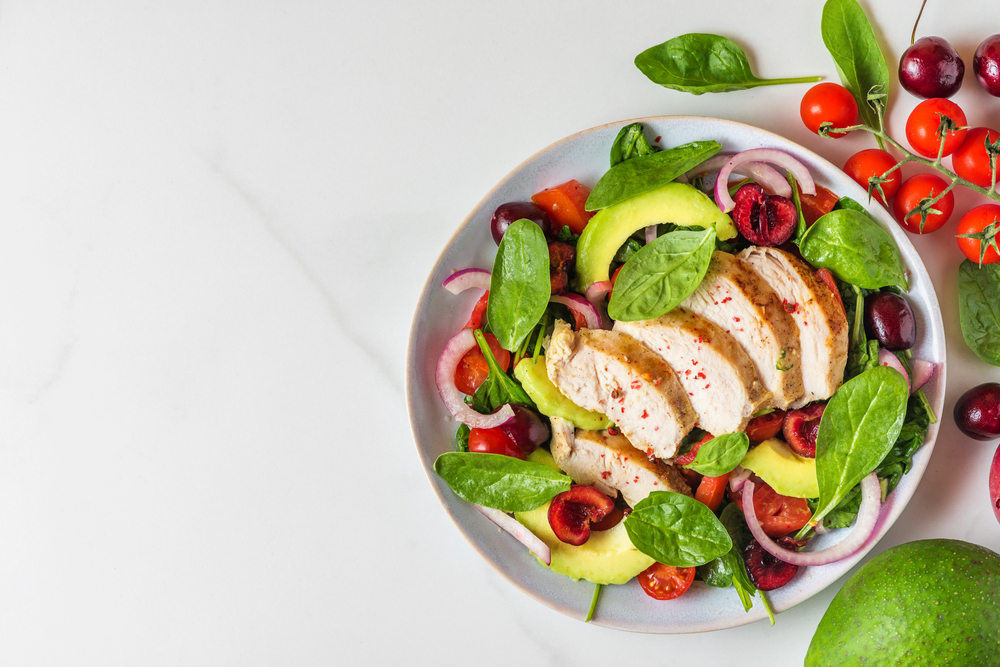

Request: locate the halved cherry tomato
(637, 562), (696, 600)
(815, 268), (845, 317)
(464, 291), (489, 329)
(842, 148), (902, 206)
(695, 473), (729, 512)
(468, 426), (524, 459)
(800, 83), (858, 138)
(729, 480), (811, 537)
(956, 204), (1000, 265)
(454, 332), (510, 395)
(744, 410), (786, 442)
(905, 98), (968, 158)
(673, 432), (713, 467)
(797, 184), (839, 226)
(531, 180), (594, 235)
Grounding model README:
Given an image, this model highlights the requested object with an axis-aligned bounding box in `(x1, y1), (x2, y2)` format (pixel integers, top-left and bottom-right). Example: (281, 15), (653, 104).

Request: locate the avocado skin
(805, 539), (1000, 666)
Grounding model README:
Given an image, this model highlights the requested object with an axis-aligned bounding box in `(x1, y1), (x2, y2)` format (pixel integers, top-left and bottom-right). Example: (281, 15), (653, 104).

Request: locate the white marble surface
(1, 1), (999, 664)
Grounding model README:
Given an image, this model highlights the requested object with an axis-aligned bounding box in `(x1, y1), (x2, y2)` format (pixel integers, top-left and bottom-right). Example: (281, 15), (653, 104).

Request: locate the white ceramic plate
(406, 116), (946, 633)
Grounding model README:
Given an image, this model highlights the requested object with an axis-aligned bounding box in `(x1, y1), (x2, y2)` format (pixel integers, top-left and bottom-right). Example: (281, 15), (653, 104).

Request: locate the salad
(427, 121), (938, 624)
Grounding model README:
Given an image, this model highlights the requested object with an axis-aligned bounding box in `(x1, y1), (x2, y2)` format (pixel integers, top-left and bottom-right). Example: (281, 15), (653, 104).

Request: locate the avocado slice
(806, 539), (1000, 665)
(740, 438), (819, 499)
(575, 182), (736, 291)
(514, 356), (611, 431)
(515, 501), (654, 585)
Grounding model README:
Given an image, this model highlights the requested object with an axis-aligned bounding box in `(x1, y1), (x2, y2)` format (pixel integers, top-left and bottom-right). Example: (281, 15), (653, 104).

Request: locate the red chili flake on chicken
(696, 372), (706, 380)
(601, 471), (611, 480)
(705, 384), (711, 389)
(783, 299), (799, 314)
(692, 360), (699, 366)
(733, 316), (741, 322)
(653, 378), (662, 385)
(631, 379), (643, 389)
(641, 409), (649, 419)
(722, 297), (732, 303)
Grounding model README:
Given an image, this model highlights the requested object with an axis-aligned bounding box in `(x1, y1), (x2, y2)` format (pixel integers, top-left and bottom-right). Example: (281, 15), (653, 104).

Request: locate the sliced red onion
(687, 153), (791, 198)
(743, 473), (881, 567)
(910, 359), (937, 394)
(473, 504), (551, 566)
(728, 466), (752, 493)
(645, 225), (657, 245)
(878, 348), (911, 393)
(714, 149), (816, 213)
(443, 268), (491, 294)
(435, 328), (515, 428)
(584, 281), (613, 329)
(550, 293), (602, 330)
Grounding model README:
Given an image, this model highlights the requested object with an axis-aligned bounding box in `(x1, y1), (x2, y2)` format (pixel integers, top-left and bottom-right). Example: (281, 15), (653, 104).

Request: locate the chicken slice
(738, 246), (848, 407)
(681, 251), (804, 409)
(549, 416), (691, 507)
(615, 308), (770, 435)
(546, 320), (696, 459)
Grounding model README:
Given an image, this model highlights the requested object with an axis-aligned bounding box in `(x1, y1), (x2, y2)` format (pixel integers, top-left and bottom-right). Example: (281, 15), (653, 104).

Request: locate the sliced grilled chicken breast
(546, 320), (696, 459)
(615, 308), (770, 435)
(549, 416), (691, 507)
(738, 246), (848, 406)
(681, 251), (804, 409)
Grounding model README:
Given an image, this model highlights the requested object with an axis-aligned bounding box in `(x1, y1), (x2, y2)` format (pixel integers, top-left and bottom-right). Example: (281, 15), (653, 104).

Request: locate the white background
(1, 1), (999, 664)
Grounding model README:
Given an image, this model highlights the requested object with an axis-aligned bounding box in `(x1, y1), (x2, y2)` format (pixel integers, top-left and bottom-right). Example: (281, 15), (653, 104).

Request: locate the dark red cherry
(898, 36), (965, 99)
(974, 34), (1000, 97)
(954, 382), (1000, 441)
(547, 485), (615, 546)
(731, 183), (797, 246)
(864, 292), (916, 351)
(490, 202), (551, 245)
(782, 403), (826, 458)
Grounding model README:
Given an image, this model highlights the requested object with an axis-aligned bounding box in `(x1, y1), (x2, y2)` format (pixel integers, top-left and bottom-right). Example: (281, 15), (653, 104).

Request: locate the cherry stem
(911, 0), (927, 45)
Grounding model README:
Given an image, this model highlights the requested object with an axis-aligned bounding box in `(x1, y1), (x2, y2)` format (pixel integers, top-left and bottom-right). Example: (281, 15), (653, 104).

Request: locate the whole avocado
(805, 539), (1000, 665)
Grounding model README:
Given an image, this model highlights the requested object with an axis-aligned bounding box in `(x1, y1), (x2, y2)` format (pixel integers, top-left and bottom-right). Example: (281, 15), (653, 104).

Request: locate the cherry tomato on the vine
(892, 173), (955, 234)
(842, 149), (902, 206)
(454, 332), (510, 395)
(953, 127), (1000, 188)
(800, 83), (858, 138)
(637, 562), (696, 601)
(905, 98), (968, 158)
(956, 204), (1000, 265)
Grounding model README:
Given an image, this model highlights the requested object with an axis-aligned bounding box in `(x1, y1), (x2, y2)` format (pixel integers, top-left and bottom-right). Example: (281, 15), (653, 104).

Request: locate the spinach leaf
(434, 452), (572, 512)
(958, 259), (1000, 366)
(634, 33), (821, 95)
(610, 123), (659, 166)
(487, 219), (551, 352)
(698, 504), (762, 616)
(821, 0), (889, 144)
(837, 279), (878, 381)
(811, 366), (909, 525)
(585, 140), (722, 211)
(683, 432), (750, 477)
(799, 209), (906, 290)
(613, 238), (643, 265)
(470, 329), (535, 413)
(878, 391), (930, 495)
(608, 228), (715, 322)
(455, 423), (470, 453)
(623, 491), (732, 567)
(832, 196), (866, 213)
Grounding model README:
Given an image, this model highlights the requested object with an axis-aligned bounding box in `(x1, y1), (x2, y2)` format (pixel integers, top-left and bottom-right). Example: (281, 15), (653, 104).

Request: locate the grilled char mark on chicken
(546, 320), (696, 460)
(737, 247), (848, 407)
(681, 251), (804, 410)
(614, 308), (770, 436)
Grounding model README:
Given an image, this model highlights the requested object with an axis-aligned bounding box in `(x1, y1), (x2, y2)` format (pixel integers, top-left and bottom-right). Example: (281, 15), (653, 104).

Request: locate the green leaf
(608, 228), (715, 322)
(635, 33), (821, 95)
(470, 329), (535, 413)
(832, 196), (866, 213)
(487, 219), (551, 352)
(585, 140), (722, 211)
(821, 0), (889, 142)
(684, 432), (750, 477)
(434, 452), (572, 512)
(811, 366), (909, 525)
(958, 260), (1000, 366)
(623, 491), (732, 567)
(799, 209), (906, 290)
(610, 123), (659, 167)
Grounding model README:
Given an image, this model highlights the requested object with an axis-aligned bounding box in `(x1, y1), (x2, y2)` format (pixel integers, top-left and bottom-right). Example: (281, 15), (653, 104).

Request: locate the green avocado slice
(514, 356), (610, 431)
(575, 182), (736, 291)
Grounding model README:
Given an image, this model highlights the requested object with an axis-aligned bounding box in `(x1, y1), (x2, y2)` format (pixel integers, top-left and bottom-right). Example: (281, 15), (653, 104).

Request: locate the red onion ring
(687, 154), (791, 198)
(473, 504), (552, 566)
(584, 281), (613, 329)
(714, 149), (816, 213)
(443, 268), (491, 294)
(435, 328), (515, 428)
(743, 473), (881, 567)
(550, 293), (602, 330)
(910, 359), (936, 394)
(728, 466), (752, 493)
(878, 348), (911, 393)
(644, 225), (657, 245)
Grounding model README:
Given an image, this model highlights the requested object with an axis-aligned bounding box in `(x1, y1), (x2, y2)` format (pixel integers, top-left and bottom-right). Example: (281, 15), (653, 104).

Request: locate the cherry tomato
(956, 204), (1000, 265)
(800, 83), (858, 138)
(730, 481), (811, 537)
(695, 473), (729, 512)
(673, 432), (713, 467)
(454, 332), (510, 395)
(464, 291), (489, 330)
(953, 127), (1000, 188)
(797, 184), (839, 226)
(905, 98), (968, 158)
(892, 173), (955, 234)
(842, 149), (902, 206)
(637, 562), (696, 601)
(744, 410), (785, 442)
(531, 180), (594, 235)
(468, 426), (524, 459)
